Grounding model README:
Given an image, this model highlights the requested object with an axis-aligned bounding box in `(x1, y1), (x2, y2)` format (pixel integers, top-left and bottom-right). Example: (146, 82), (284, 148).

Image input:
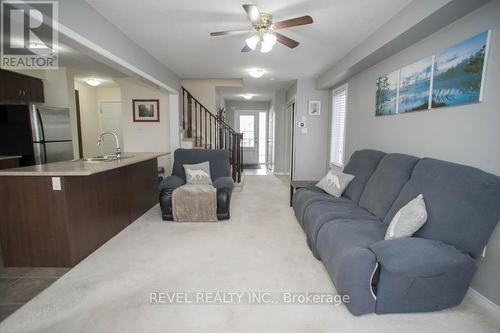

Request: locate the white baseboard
(467, 288), (500, 315)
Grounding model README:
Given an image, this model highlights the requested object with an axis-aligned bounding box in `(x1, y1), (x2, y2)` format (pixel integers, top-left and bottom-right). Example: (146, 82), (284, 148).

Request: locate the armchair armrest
(213, 176), (234, 191)
(370, 238), (475, 277)
(159, 175), (185, 191)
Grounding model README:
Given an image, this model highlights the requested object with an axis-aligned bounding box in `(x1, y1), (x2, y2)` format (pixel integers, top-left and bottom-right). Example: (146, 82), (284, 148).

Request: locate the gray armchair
(159, 149), (234, 220)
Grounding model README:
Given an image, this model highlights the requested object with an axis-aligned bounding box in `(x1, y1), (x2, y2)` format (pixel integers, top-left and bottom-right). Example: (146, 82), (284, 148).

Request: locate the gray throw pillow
(315, 168), (354, 197)
(183, 161), (212, 185)
(385, 194), (427, 240)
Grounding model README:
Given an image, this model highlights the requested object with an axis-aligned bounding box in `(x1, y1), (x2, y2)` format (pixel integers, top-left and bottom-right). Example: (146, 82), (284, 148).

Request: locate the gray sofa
(292, 150), (500, 315)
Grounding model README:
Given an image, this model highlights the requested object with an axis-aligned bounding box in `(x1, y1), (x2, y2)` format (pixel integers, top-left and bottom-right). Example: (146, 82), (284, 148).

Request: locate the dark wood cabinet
(0, 158), (159, 267)
(0, 69), (44, 103)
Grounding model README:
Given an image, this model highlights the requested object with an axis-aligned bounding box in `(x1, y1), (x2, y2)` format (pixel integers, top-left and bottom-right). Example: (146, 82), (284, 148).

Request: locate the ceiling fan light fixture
(245, 35), (259, 50)
(248, 69), (265, 78)
(263, 32), (277, 47)
(242, 94), (253, 100)
(260, 32), (277, 53)
(260, 43), (273, 53)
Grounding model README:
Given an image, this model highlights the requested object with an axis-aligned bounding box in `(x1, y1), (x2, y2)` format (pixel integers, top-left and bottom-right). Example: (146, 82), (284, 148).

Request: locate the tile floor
(0, 267), (69, 322)
(243, 164), (272, 175)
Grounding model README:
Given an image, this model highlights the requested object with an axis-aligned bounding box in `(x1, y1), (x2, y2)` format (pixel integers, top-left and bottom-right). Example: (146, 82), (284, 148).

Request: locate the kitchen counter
(0, 152), (165, 267)
(0, 155), (22, 161)
(0, 155), (22, 170)
(0, 152), (169, 176)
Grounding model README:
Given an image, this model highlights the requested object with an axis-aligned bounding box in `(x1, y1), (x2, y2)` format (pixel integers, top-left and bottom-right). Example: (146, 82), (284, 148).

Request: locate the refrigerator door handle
(29, 104), (44, 142)
(37, 107), (46, 143)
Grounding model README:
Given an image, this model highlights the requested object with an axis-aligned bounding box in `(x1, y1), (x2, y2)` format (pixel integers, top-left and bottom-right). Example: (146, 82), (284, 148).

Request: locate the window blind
(330, 85), (347, 166)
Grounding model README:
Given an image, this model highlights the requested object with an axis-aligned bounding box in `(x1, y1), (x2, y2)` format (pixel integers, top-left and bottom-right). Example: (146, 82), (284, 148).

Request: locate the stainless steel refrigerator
(29, 105), (74, 164)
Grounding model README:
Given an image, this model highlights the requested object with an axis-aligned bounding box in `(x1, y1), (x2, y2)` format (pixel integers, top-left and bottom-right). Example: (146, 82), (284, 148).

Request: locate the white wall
(342, 0), (500, 305)
(74, 82), (122, 157)
(181, 79), (242, 113)
(116, 78), (171, 171)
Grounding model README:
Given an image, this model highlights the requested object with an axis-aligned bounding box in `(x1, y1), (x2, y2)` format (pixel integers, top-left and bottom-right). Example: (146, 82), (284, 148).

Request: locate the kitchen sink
(81, 155), (133, 162)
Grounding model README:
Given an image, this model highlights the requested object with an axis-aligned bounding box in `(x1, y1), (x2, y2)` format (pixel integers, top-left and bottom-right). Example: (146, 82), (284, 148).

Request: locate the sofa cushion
(292, 188), (352, 225)
(172, 149), (230, 181)
(359, 153), (419, 220)
(383, 158), (500, 258)
(342, 150), (386, 203)
(316, 219), (386, 316)
(183, 161), (212, 185)
(385, 194), (427, 240)
(302, 202), (380, 257)
(316, 168), (354, 197)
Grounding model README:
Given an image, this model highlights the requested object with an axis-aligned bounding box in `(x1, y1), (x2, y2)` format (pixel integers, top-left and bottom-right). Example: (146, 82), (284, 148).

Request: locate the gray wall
(225, 100), (271, 128)
(342, 0), (500, 305)
(292, 79), (330, 180)
(271, 89), (288, 173)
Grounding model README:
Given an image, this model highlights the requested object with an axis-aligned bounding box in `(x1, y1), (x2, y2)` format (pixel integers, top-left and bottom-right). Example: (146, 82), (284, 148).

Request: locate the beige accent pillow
(385, 194), (427, 240)
(315, 169), (354, 197)
(183, 161), (212, 185)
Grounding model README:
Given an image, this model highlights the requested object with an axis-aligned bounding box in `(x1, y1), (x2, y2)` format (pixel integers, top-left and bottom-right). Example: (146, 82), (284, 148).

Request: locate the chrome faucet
(97, 131), (122, 158)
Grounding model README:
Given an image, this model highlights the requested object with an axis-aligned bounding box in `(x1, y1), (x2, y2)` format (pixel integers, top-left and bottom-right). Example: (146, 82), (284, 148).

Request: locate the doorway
(235, 110), (267, 168)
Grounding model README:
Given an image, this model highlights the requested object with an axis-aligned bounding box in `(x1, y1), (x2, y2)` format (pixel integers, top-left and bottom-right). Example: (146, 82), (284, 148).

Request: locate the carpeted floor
(1, 176), (499, 332)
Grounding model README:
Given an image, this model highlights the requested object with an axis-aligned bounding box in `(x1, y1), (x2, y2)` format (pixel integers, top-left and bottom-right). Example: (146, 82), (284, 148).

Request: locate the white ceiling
(86, 0), (412, 99)
(57, 37), (127, 86)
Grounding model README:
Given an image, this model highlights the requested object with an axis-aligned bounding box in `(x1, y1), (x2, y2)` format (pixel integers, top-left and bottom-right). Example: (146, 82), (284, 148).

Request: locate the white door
(235, 111), (259, 165)
(99, 102), (123, 156)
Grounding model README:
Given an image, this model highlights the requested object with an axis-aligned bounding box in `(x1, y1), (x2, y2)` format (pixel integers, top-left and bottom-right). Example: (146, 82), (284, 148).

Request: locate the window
(239, 115), (255, 147)
(330, 84), (348, 166)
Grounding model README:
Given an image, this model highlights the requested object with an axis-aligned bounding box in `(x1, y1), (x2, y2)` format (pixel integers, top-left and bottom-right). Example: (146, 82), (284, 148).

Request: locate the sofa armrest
(370, 238), (475, 277)
(213, 176), (234, 191)
(159, 175), (185, 191)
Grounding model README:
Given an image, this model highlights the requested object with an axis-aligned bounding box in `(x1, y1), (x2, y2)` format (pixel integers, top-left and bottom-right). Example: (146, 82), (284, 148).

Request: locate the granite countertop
(0, 152), (169, 176)
(0, 155), (22, 161)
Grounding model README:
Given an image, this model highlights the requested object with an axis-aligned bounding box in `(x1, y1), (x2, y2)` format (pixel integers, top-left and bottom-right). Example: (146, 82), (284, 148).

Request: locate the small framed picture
(308, 100), (321, 115)
(133, 99), (160, 122)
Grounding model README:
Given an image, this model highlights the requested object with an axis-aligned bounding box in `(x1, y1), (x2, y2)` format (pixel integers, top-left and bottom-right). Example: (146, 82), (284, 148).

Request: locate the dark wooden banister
(181, 87), (243, 183)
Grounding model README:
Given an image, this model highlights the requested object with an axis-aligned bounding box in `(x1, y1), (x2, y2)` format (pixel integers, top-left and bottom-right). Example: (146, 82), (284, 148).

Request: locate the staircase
(181, 87), (243, 183)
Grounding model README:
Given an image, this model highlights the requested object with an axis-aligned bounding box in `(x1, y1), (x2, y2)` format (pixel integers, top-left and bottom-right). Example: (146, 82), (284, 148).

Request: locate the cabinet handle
(22, 90), (26, 96)
(18, 89), (22, 96)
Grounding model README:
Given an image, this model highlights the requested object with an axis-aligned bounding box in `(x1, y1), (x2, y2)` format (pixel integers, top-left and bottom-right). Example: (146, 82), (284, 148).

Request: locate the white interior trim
(467, 288), (500, 315)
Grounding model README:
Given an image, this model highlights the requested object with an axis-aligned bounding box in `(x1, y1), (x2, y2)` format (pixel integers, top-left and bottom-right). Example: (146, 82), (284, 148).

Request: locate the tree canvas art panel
(398, 56), (433, 113)
(376, 70), (400, 116)
(432, 30), (490, 108)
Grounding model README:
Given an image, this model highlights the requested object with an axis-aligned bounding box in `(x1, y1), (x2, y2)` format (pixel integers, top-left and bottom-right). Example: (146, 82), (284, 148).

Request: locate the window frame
(329, 84), (348, 168)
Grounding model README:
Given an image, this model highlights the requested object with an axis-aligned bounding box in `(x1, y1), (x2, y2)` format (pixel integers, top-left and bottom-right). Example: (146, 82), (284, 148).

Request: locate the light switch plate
(52, 177), (62, 191)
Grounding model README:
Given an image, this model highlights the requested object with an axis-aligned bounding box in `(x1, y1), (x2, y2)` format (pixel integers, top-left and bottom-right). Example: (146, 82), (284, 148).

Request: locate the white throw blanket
(172, 184), (218, 222)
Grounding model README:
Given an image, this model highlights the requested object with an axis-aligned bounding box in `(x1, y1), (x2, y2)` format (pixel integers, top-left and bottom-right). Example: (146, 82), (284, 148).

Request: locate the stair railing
(181, 87), (243, 183)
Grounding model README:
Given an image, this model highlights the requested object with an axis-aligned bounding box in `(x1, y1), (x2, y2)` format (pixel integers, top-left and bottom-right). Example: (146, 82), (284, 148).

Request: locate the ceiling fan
(210, 4), (313, 53)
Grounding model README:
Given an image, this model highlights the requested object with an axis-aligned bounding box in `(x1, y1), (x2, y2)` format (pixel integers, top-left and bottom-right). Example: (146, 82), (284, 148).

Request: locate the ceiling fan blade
(242, 4), (261, 25)
(210, 29), (252, 37)
(273, 15), (313, 30)
(241, 44), (252, 52)
(275, 32), (299, 49)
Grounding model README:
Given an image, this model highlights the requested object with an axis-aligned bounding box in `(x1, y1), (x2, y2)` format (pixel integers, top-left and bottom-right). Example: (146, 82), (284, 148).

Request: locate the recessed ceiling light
(242, 94), (253, 100)
(248, 69), (265, 78)
(270, 77), (276, 81)
(86, 78), (102, 87)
